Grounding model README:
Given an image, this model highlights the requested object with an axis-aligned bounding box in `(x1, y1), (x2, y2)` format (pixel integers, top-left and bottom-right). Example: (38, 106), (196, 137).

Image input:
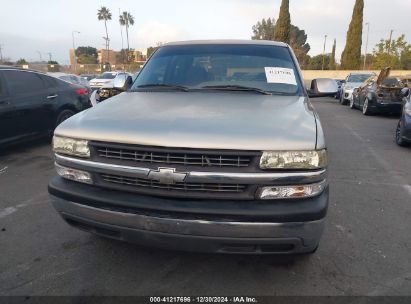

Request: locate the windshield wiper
(136, 84), (190, 92)
(201, 85), (272, 95)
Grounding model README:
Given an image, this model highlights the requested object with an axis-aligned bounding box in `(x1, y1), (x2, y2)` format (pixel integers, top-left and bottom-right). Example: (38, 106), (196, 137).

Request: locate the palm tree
(119, 11), (134, 62)
(97, 6), (112, 61)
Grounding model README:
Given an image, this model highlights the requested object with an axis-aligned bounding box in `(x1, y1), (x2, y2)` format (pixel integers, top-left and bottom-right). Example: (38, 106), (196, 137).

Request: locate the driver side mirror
(307, 78), (338, 97)
(113, 75), (133, 91)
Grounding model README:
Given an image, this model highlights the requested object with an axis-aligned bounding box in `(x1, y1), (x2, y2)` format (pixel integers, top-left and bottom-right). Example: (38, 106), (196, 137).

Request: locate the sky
(1, 0), (411, 64)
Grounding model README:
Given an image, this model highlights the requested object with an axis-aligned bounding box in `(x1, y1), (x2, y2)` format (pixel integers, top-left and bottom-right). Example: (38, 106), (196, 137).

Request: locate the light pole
(363, 22), (370, 70)
(36, 51), (42, 62)
(321, 35), (328, 70)
(72, 30), (80, 72)
(47, 52), (52, 62)
(0, 44), (3, 62)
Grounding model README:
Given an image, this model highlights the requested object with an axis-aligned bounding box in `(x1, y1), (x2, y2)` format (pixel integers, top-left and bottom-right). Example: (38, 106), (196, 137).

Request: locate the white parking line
(0, 206), (18, 218)
(402, 185), (411, 197)
(340, 121), (411, 198)
(0, 194), (48, 219)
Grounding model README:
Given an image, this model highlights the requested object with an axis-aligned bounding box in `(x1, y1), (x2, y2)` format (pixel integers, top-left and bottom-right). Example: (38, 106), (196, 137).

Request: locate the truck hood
(56, 92), (318, 151)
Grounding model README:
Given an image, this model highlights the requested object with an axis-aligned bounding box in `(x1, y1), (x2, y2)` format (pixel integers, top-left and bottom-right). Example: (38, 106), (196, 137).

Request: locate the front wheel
(56, 109), (75, 127)
(362, 98), (373, 115)
(350, 97), (355, 109)
(396, 120), (408, 146)
(339, 92), (346, 105)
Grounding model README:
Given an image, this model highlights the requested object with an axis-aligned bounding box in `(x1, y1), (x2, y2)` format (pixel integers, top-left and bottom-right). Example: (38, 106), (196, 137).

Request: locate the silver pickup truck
(48, 40), (334, 255)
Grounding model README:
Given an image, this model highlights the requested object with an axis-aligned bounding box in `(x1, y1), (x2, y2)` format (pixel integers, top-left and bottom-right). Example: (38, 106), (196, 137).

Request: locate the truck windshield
(132, 44), (302, 95)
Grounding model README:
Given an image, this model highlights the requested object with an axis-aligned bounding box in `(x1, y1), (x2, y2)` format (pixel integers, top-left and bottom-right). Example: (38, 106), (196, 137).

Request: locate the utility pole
(388, 30), (394, 54)
(102, 37), (110, 64)
(72, 30), (80, 72)
(47, 52), (52, 62)
(321, 35), (328, 71)
(119, 8), (124, 64)
(363, 22), (370, 70)
(36, 51), (42, 62)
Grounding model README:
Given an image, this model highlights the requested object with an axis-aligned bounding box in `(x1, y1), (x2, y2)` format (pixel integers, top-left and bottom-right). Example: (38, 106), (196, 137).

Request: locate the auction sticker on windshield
(265, 67), (297, 85)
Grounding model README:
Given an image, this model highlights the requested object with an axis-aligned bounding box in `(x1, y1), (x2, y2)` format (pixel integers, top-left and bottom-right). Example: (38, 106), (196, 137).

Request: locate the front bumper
(400, 114), (411, 142)
(343, 89), (354, 100)
(49, 177), (328, 254)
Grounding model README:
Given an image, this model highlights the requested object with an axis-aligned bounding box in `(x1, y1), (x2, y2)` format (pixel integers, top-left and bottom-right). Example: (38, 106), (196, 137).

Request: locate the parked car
(351, 67), (404, 115)
(48, 40), (335, 255)
(48, 72), (91, 94)
(334, 79), (345, 100)
(80, 74), (98, 82)
(89, 72), (131, 90)
(0, 67), (90, 146)
(396, 87), (411, 146)
(340, 72), (375, 105)
(90, 73), (133, 106)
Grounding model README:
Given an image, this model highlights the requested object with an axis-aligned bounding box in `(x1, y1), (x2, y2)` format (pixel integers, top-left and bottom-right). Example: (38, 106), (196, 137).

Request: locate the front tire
(362, 98), (373, 115)
(350, 97), (355, 109)
(56, 109), (75, 127)
(396, 120), (408, 146)
(339, 93), (347, 105)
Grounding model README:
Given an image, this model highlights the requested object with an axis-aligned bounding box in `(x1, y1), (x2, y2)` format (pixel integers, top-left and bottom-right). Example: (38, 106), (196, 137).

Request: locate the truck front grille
(100, 174), (246, 193)
(93, 144), (253, 168)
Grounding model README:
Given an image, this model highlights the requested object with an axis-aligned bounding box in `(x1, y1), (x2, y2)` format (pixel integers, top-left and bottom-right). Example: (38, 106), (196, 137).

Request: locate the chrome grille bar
(96, 147), (251, 167)
(100, 174), (246, 193)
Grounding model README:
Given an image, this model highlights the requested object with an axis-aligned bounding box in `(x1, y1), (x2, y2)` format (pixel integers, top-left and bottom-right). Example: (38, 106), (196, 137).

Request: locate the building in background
(97, 49), (120, 65)
(69, 48), (147, 66)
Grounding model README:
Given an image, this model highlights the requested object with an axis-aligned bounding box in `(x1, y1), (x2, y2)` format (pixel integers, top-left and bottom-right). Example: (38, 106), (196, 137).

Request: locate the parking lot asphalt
(1, 97), (411, 296)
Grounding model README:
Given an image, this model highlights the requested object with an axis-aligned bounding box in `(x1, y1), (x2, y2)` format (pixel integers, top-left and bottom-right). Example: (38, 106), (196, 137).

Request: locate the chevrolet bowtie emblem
(147, 168), (187, 185)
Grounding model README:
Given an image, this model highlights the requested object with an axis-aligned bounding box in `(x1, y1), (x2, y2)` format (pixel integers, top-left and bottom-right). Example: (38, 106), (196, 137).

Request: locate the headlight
(55, 163), (93, 184)
(53, 136), (90, 158)
(259, 150), (327, 170)
(257, 180), (327, 200)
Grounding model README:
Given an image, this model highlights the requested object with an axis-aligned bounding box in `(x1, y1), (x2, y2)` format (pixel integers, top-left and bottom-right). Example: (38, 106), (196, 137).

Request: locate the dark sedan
(396, 87), (411, 146)
(0, 67), (90, 147)
(351, 68), (404, 115)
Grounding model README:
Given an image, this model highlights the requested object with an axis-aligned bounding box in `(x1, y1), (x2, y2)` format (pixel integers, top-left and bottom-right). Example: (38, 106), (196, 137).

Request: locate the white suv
(89, 72), (131, 90)
(340, 73), (375, 105)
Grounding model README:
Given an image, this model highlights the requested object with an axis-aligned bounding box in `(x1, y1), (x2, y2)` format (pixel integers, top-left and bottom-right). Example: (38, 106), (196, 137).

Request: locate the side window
(4, 70), (46, 95)
(39, 74), (60, 88)
(70, 76), (80, 84)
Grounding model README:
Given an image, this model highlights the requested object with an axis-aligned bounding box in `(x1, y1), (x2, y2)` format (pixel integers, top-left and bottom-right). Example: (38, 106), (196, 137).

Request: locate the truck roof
(162, 39), (288, 48)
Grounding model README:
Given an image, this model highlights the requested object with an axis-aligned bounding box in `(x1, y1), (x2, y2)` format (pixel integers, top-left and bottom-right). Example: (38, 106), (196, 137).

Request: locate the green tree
(97, 6), (112, 57)
(119, 11), (135, 60)
(308, 54), (331, 70)
(340, 0), (364, 69)
(252, 18), (275, 40)
(329, 39), (336, 70)
(76, 46), (98, 64)
(289, 25), (311, 68)
(147, 46), (159, 58)
(360, 54), (375, 70)
(252, 18), (310, 68)
(371, 35), (411, 70)
(16, 58), (28, 65)
(117, 48), (136, 64)
(273, 0), (291, 43)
